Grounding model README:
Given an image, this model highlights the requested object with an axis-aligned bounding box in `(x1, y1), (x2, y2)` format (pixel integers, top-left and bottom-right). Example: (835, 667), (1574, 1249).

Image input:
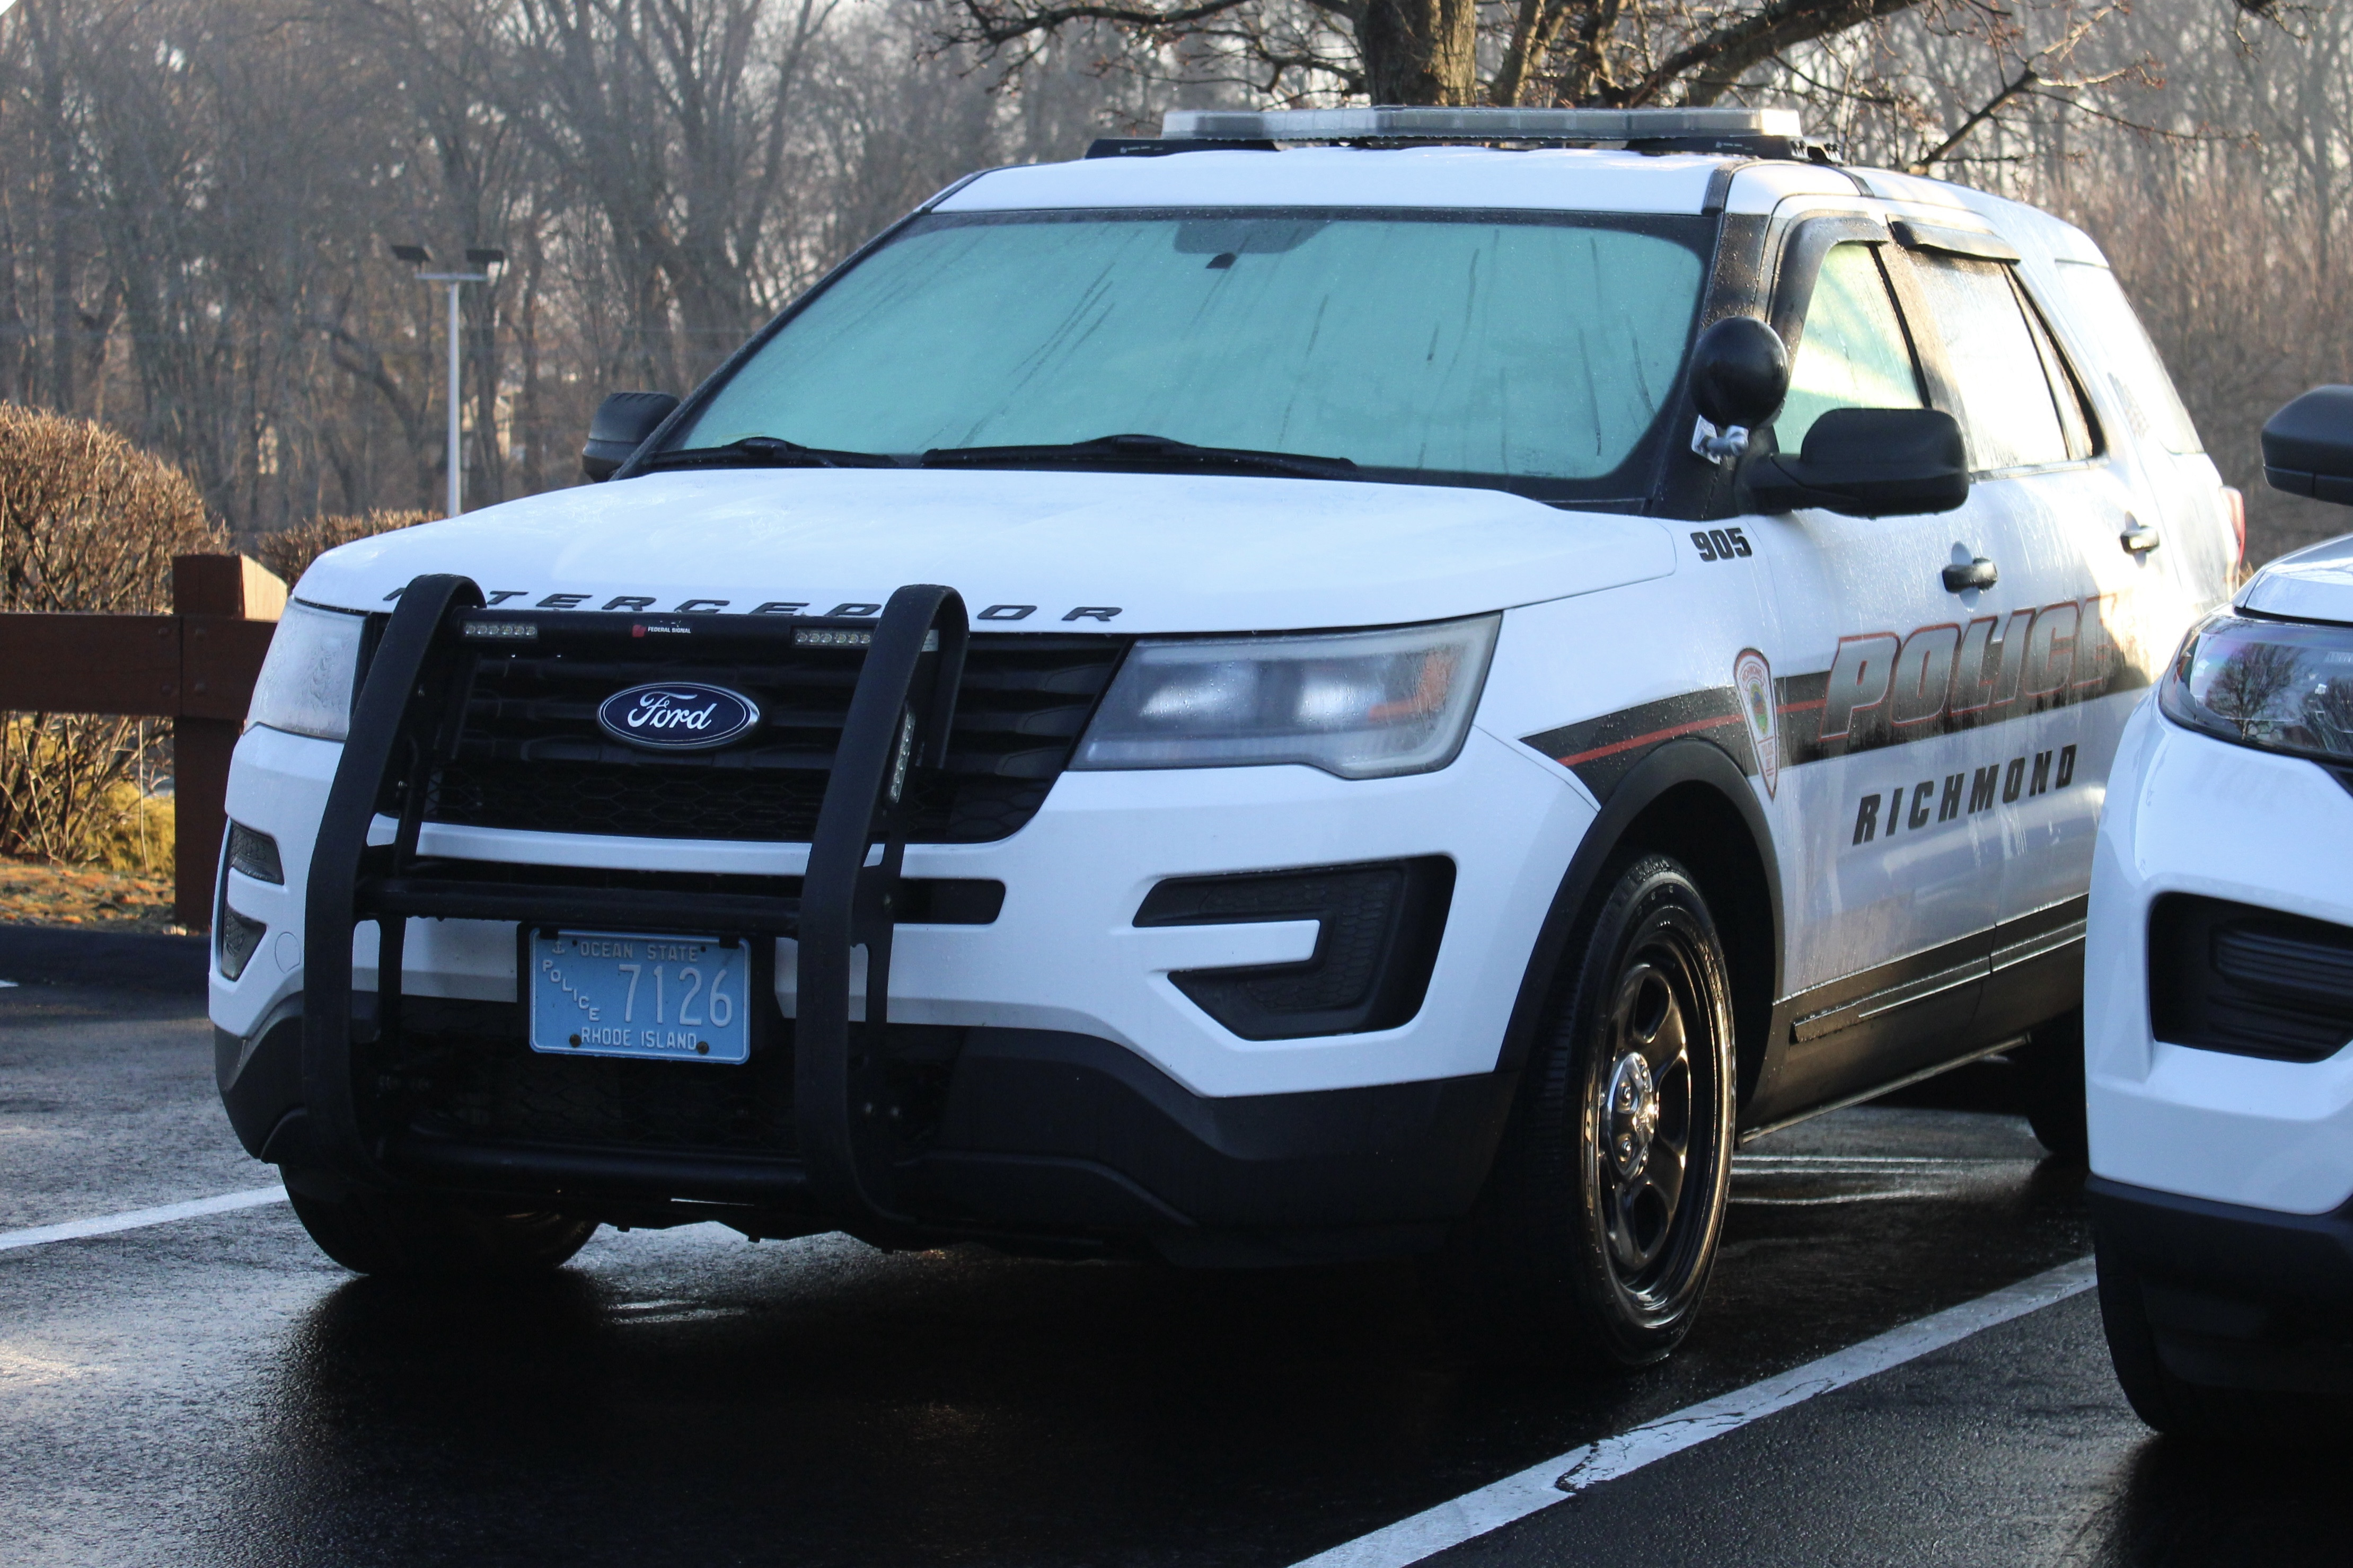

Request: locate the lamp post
(391, 243), (505, 517)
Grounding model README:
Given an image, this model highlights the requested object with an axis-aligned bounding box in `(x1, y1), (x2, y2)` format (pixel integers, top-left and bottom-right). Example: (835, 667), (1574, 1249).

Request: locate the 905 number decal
(1690, 527), (1753, 563)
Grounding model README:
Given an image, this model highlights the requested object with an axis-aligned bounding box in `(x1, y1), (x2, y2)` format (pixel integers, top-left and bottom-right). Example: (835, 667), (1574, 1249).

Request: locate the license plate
(527, 931), (751, 1064)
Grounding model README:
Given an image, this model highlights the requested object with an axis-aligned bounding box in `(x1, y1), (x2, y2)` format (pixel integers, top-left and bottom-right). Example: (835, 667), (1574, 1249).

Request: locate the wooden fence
(0, 554), (286, 928)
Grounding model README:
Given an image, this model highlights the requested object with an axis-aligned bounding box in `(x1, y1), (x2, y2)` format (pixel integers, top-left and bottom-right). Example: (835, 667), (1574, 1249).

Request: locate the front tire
(2095, 1221), (2341, 1445)
(1450, 852), (1738, 1368)
(285, 1174), (598, 1278)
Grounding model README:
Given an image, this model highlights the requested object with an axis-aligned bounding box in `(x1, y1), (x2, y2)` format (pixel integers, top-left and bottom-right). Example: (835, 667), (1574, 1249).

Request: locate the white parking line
(1735, 1154), (2030, 1166)
(1289, 1255), (2096, 1568)
(0, 1187), (287, 1253)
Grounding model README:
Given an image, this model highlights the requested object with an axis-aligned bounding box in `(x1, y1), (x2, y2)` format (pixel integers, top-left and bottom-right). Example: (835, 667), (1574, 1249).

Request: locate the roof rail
(1097, 106), (1834, 162)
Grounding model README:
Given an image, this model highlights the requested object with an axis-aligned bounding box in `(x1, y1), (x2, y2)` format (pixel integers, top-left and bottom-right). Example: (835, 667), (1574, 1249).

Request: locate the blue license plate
(527, 930), (752, 1064)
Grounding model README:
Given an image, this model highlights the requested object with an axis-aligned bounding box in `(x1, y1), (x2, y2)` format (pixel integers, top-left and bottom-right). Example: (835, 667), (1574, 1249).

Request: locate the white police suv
(214, 107), (2235, 1364)
(2090, 386), (2353, 1433)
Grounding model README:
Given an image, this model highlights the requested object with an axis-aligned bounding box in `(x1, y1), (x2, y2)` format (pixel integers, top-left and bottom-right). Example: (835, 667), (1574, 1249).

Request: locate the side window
(1778, 242), (1925, 449)
(2015, 280), (2100, 462)
(1909, 254), (2071, 472)
(2053, 261), (2205, 456)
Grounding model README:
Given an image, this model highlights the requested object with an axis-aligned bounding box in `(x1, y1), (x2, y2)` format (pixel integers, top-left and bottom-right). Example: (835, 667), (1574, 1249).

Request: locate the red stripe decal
(1555, 712), (1742, 768)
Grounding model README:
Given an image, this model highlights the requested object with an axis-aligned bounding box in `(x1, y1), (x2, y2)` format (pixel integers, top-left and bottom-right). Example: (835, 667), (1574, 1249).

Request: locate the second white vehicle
(2089, 384), (2353, 1435)
(212, 107), (2234, 1363)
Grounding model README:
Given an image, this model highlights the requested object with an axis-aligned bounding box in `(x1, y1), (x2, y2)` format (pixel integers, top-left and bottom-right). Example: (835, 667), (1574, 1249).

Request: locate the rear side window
(2017, 288), (2100, 462)
(1910, 253), (2073, 472)
(2054, 261), (2205, 455)
(1779, 242), (1925, 449)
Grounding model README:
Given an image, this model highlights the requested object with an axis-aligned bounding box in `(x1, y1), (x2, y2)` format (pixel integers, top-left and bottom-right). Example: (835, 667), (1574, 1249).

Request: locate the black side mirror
(1688, 317), (1791, 431)
(1748, 407), (1970, 518)
(2262, 385), (2353, 507)
(581, 391), (680, 482)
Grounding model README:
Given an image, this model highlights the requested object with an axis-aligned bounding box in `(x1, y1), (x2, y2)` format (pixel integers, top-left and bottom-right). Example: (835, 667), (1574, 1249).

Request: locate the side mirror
(1748, 407), (1969, 518)
(2262, 385), (2353, 507)
(1688, 317), (1791, 431)
(580, 391), (680, 482)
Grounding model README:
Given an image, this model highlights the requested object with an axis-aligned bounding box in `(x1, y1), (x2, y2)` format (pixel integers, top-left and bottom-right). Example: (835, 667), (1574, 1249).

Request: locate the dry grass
(253, 507), (433, 585)
(0, 856), (182, 933)
(0, 402), (222, 866)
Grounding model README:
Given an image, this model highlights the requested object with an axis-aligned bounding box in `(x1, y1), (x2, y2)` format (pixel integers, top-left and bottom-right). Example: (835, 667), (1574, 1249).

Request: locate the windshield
(668, 208), (1715, 499)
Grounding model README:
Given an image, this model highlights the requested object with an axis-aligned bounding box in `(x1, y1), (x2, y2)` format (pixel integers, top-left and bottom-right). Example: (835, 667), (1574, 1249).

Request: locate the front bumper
(2086, 701), (2353, 1213)
(2090, 1174), (2353, 1392)
(213, 723), (1585, 1099)
(218, 1010), (1518, 1261)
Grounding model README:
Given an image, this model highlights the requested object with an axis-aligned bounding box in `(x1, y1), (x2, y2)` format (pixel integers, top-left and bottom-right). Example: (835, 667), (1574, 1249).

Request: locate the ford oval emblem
(596, 682), (762, 751)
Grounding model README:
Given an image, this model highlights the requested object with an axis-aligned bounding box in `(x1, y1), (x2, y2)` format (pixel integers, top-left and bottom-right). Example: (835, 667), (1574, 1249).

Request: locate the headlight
(2158, 610), (2353, 763)
(246, 600), (365, 741)
(1072, 614), (1500, 779)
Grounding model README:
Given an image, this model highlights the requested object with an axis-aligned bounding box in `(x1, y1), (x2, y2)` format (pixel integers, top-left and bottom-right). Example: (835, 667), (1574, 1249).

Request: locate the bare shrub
(253, 507), (434, 586)
(0, 402), (222, 864)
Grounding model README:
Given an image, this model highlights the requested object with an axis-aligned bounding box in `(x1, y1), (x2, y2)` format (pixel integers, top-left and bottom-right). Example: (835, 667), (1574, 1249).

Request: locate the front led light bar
(1160, 106), (1805, 144)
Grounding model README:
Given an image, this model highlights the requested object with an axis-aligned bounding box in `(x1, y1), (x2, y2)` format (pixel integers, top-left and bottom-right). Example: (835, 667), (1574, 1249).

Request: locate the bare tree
(504, 0), (838, 389)
(2204, 640), (2302, 738)
(928, 0), (2155, 118)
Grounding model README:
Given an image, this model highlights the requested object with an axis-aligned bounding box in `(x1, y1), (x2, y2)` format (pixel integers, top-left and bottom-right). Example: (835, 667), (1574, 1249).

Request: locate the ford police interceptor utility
(2089, 385), (2353, 1435)
(213, 105), (2236, 1365)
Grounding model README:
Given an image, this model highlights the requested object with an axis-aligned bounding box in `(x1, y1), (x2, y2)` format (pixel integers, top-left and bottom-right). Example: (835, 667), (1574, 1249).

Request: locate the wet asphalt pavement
(3, 978), (2348, 1567)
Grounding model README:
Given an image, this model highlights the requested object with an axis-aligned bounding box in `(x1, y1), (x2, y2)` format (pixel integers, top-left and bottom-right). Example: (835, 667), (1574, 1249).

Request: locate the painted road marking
(1735, 1154), (2031, 1166)
(0, 1187), (287, 1253)
(1289, 1256), (2096, 1568)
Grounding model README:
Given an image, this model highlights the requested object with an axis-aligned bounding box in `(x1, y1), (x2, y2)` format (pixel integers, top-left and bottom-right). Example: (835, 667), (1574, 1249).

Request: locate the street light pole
(390, 244), (504, 518)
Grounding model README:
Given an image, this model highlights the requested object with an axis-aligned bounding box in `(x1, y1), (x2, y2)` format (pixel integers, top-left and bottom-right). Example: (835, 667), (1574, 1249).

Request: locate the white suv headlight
(2158, 610), (2353, 763)
(246, 600), (365, 741)
(1071, 614), (1500, 779)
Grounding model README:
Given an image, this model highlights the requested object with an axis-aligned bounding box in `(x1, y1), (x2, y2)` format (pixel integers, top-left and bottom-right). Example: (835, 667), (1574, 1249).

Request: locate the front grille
(389, 999), (797, 1155)
(2149, 894), (2353, 1062)
(417, 631), (1125, 844)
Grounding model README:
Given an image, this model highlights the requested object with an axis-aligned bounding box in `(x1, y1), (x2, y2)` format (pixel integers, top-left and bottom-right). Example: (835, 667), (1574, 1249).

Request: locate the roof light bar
(1160, 106), (1805, 144)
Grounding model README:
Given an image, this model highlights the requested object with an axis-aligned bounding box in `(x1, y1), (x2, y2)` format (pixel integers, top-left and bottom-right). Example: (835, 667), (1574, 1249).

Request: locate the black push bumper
(234, 573), (1511, 1262)
(2088, 1174), (2353, 1390)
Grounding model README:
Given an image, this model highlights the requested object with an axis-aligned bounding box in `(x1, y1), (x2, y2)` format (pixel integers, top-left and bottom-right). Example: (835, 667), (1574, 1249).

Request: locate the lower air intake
(1135, 857), (1455, 1040)
(2148, 894), (2353, 1063)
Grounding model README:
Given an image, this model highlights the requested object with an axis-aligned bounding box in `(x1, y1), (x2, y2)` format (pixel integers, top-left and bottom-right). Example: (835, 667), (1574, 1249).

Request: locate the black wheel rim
(1587, 925), (1719, 1310)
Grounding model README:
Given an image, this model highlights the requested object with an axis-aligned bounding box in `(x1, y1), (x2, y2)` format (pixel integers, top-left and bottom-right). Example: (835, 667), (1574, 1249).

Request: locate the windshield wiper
(634, 435), (896, 472)
(921, 432), (1358, 482)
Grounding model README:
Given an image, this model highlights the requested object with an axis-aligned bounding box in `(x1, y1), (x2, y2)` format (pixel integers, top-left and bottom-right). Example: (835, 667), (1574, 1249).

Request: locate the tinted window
(2016, 284), (2099, 461)
(1779, 242), (1924, 448)
(673, 210), (1713, 497)
(2054, 261), (2204, 455)
(1911, 254), (2070, 471)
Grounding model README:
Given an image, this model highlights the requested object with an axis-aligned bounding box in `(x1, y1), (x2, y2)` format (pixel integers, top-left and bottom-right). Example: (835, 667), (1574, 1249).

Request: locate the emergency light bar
(1159, 106), (1806, 145)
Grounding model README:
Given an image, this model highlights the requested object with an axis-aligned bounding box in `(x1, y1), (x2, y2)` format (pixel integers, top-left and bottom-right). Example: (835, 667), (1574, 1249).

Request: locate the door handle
(2120, 525), (2162, 555)
(1942, 557), (1998, 592)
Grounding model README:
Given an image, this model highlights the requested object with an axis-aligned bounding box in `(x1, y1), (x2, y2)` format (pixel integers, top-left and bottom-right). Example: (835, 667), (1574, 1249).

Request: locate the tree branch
(1911, 64), (2038, 171)
(940, 0), (1262, 52)
(1629, 0), (1929, 108)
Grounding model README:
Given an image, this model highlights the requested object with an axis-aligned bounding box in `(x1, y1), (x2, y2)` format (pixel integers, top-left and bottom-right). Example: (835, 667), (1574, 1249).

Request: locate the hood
(2236, 530), (2353, 625)
(295, 468), (1675, 633)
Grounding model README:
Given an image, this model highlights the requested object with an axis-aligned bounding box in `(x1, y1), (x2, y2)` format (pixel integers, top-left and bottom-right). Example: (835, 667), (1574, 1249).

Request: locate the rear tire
(284, 1175), (597, 1277)
(1443, 852), (1738, 1368)
(2016, 1008), (2088, 1162)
